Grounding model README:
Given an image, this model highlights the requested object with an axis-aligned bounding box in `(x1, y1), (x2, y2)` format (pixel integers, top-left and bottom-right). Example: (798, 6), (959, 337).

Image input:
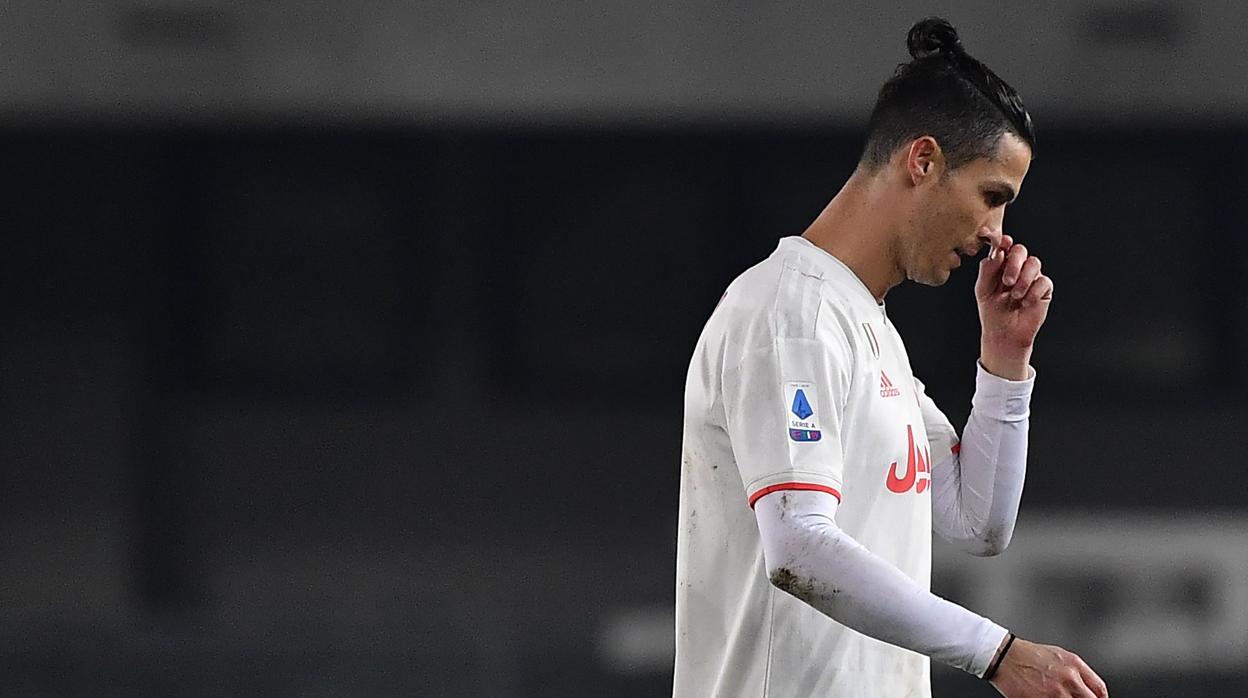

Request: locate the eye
(984, 191), (1007, 208)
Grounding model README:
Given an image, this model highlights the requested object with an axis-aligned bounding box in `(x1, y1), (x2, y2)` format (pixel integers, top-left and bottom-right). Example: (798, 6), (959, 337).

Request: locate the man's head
(860, 18), (1035, 287)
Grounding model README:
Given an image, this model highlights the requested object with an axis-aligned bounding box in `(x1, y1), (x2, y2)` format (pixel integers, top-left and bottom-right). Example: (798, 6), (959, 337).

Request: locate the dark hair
(860, 17), (1035, 171)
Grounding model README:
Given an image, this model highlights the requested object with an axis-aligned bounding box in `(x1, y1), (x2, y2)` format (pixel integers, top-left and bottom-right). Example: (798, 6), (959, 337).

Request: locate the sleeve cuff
(745, 472), (844, 508)
(972, 361), (1034, 422)
(970, 623), (1012, 678)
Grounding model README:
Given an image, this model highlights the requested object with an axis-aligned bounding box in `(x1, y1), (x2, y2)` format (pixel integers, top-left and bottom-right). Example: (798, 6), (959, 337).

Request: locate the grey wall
(3, 1), (1247, 124)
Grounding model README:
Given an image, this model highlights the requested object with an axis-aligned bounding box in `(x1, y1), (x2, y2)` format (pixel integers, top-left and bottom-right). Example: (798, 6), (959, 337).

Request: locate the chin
(911, 268), (950, 287)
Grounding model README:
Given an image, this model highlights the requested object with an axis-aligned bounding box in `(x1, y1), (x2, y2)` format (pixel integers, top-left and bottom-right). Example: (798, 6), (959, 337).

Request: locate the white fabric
(754, 489), (1007, 677)
(674, 236), (1026, 697)
(925, 364), (1034, 556)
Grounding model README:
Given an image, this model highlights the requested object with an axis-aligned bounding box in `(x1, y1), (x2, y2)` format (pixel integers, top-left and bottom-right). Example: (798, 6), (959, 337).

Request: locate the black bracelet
(982, 633), (1016, 681)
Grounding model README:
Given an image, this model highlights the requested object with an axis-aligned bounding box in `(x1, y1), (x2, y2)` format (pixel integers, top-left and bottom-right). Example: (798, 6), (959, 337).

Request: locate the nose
(978, 208), (1006, 250)
(978, 226), (1002, 251)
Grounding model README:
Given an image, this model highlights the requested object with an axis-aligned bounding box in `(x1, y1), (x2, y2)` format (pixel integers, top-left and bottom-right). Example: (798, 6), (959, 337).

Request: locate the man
(674, 17), (1109, 698)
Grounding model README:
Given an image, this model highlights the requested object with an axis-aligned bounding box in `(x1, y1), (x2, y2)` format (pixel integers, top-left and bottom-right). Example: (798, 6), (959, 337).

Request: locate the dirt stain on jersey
(770, 567), (839, 603)
(770, 567), (816, 602)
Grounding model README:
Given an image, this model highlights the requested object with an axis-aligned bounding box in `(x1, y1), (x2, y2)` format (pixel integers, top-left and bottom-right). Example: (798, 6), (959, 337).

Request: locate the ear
(905, 136), (943, 186)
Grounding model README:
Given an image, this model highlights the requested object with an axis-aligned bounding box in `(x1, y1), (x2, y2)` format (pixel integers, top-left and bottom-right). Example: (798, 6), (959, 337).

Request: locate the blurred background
(3, 1), (1247, 696)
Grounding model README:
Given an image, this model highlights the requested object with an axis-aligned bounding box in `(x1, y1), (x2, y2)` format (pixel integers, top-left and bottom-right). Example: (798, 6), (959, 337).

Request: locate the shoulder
(717, 247), (861, 353)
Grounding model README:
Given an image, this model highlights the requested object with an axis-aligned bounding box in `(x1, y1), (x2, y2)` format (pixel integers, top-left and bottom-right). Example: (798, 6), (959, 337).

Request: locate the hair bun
(907, 17), (963, 60)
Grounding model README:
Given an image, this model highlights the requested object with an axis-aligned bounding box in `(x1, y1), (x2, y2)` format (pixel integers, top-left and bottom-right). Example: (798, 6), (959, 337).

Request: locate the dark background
(4, 3), (1248, 696)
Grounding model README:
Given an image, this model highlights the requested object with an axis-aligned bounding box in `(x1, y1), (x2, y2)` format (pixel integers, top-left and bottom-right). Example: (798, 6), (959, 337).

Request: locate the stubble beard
(910, 265), (949, 288)
(900, 238), (950, 288)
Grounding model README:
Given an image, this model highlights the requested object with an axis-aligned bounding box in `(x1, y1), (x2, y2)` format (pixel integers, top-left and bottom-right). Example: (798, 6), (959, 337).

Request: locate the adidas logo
(880, 371), (901, 398)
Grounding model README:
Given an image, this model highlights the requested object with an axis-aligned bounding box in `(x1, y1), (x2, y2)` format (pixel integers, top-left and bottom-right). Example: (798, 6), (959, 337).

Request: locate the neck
(800, 167), (905, 302)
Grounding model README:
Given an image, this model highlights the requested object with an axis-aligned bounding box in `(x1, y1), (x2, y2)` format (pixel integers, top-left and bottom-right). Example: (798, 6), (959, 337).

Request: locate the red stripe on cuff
(748, 482), (843, 508)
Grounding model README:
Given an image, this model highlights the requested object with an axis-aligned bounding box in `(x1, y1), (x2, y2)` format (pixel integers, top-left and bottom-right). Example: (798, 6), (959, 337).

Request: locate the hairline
(860, 127), (1021, 174)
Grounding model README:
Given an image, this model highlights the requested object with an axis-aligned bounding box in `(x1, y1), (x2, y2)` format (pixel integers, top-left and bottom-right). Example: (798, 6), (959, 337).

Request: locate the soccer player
(674, 17), (1109, 698)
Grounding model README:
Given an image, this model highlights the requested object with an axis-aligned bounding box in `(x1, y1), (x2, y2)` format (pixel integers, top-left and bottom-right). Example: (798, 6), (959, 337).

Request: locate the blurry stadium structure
(3, 2), (1248, 696)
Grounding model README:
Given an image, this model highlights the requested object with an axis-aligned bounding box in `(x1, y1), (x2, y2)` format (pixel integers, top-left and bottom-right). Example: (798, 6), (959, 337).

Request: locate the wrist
(982, 632), (1017, 682)
(979, 344), (1032, 381)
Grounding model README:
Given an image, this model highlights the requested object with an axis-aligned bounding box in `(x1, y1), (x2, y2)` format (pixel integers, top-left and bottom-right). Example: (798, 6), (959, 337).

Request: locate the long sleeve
(754, 489), (1008, 676)
(922, 362), (1035, 557)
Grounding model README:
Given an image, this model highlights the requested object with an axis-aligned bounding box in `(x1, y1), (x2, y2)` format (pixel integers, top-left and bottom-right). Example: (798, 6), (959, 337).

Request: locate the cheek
(953, 205), (982, 236)
(937, 214), (966, 247)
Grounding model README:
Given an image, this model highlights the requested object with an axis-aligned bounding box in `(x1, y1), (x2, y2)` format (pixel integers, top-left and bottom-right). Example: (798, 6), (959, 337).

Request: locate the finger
(1024, 275), (1053, 305)
(976, 250), (1005, 299)
(1009, 256), (1042, 300)
(1001, 243), (1028, 287)
(1073, 655), (1109, 698)
(988, 234), (1013, 263)
(977, 236), (1016, 299)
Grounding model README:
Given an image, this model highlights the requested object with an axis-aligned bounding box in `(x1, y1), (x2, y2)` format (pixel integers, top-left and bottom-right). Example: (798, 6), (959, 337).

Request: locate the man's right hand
(989, 638), (1108, 698)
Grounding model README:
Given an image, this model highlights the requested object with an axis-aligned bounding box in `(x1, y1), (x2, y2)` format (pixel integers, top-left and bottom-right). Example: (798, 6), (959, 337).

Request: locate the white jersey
(675, 235), (958, 698)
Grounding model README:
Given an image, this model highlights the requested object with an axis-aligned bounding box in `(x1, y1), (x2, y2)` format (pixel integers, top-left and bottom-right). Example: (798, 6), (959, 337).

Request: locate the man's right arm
(755, 488), (1005, 675)
(755, 489), (1108, 697)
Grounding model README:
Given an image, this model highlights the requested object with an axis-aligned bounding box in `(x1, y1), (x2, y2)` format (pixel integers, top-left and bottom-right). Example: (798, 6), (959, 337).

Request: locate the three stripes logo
(862, 323), (880, 358)
(879, 371), (901, 398)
